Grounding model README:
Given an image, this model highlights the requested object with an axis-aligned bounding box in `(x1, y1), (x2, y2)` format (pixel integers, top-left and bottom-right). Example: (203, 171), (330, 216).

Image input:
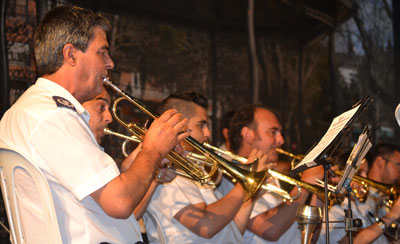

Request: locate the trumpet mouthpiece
(103, 77), (111, 85)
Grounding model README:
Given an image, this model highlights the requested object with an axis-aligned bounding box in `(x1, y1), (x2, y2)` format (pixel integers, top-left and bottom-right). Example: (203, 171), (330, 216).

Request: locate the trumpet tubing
(335, 171), (400, 242)
(203, 143), (247, 164)
(269, 169), (343, 207)
(276, 148), (304, 170)
(104, 127), (220, 186)
(335, 170), (392, 195)
(104, 128), (141, 143)
(276, 148), (304, 161)
(104, 128), (141, 157)
(201, 142), (341, 203)
(170, 148), (294, 201)
(199, 142), (296, 201)
(110, 95), (219, 186)
(103, 78), (268, 200)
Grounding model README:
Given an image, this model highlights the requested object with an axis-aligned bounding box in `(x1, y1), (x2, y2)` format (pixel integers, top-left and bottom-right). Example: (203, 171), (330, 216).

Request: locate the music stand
(335, 127), (372, 196)
(337, 127), (371, 243)
(290, 96), (373, 244)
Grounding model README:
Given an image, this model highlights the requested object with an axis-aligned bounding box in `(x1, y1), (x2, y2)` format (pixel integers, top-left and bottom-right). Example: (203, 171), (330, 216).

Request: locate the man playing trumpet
(219, 104), (324, 243)
(82, 85), (179, 242)
(0, 6), (189, 243)
(142, 92), (269, 243)
(317, 143), (400, 244)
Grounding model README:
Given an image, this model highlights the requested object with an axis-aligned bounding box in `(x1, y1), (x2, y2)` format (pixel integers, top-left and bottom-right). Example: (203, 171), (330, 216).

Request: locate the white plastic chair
(0, 147), (62, 244)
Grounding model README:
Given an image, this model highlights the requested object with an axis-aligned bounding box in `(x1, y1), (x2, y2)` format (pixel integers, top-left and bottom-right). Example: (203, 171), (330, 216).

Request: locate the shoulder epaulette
(52, 96), (77, 112)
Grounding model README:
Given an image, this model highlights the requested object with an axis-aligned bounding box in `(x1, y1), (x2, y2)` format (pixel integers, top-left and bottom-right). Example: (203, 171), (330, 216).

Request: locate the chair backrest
(0, 147), (62, 244)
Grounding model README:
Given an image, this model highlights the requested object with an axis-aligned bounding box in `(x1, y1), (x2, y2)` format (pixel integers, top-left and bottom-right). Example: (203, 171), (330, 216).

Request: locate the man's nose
(203, 127), (211, 140)
(105, 54), (114, 70)
(276, 132), (285, 146)
(104, 109), (113, 124)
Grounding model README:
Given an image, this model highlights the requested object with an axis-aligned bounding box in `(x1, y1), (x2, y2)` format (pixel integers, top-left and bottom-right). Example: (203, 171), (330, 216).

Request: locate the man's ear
(241, 126), (255, 145)
(375, 156), (386, 170)
(63, 44), (77, 66)
(222, 128), (229, 140)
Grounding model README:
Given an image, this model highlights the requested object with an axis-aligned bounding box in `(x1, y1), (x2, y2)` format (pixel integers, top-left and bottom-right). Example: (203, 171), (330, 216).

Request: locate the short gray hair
(33, 6), (111, 76)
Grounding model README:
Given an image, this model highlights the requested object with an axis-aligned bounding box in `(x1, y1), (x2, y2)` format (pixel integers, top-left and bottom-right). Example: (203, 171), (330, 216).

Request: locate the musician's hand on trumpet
(155, 159), (178, 184)
(246, 148), (275, 172)
(300, 165), (324, 185)
(141, 109), (189, 160)
(245, 148), (276, 200)
(384, 196), (400, 225)
(121, 143), (177, 184)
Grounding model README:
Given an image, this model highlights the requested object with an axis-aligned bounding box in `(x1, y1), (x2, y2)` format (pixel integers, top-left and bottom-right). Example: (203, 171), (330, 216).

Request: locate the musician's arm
(91, 110), (188, 219)
(352, 196), (400, 244)
(248, 165), (323, 241)
(174, 183), (245, 238)
(247, 186), (309, 241)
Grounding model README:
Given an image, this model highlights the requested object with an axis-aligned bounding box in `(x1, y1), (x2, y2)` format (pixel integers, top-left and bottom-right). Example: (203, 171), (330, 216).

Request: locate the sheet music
(294, 105), (361, 170)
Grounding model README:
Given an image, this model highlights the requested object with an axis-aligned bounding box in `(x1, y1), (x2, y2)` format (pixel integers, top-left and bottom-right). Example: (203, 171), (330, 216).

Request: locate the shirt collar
(36, 77), (88, 116)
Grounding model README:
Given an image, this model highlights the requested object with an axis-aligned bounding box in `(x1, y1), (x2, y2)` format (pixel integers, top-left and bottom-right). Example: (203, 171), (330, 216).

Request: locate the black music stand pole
(344, 185), (362, 244)
(347, 191), (353, 244)
(323, 163), (332, 244)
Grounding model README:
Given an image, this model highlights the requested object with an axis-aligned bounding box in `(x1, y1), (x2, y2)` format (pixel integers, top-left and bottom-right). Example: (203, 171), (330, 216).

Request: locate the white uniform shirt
(0, 78), (142, 243)
(218, 177), (301, 244)
(317, 188), (388, 244)
(143, 175), (244, 243)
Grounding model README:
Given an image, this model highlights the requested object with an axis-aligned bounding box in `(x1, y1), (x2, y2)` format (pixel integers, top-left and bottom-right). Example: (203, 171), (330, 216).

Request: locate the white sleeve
(250, 193), (282, 219)
(30, 109), (119, 201)
(152, 176), (206, 220)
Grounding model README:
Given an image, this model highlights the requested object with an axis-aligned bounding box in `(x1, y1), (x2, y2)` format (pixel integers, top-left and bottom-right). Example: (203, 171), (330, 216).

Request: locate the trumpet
(203, 144), (344, 204)
(335, 170), (399, 206)
(103, 78), (268, 201)
(335, 171), (400, 241)
(184, 146), (295, 201)
(105, 127), (293, 200)
(276, 148), (304, 170)
(105, 96), (219, 188)
(203, 143), (248, 164)
(104, 127), (224, 185)
(104, 128), (140, 157)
